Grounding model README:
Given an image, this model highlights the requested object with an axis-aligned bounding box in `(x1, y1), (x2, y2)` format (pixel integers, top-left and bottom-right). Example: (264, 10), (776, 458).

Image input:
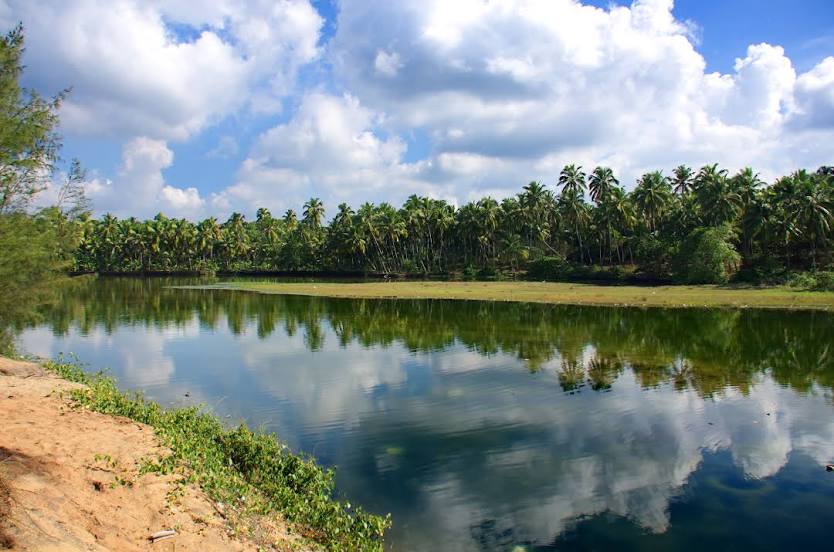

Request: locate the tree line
(74, 164), (834, 284)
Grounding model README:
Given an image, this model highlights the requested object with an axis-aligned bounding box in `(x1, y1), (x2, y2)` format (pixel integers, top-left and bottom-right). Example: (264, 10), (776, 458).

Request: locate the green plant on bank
(43, 360), (390, 551)
(789, 270), (834, 292)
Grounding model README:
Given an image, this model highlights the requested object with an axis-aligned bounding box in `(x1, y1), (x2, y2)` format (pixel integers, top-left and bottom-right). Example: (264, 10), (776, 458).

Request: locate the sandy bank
(0, 357), (303, 551)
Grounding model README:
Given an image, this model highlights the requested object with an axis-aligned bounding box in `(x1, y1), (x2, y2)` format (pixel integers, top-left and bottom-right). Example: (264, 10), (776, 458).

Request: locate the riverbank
(194, 281), (834, 310)
(0, 357), (388, 551)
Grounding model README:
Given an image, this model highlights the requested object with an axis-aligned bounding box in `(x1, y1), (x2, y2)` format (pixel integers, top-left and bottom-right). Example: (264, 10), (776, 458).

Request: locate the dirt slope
(0, 357), (302, 551)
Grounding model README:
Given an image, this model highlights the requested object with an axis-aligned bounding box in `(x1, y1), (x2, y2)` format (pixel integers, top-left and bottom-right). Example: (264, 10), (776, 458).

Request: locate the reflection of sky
(18, 312), (834, 551)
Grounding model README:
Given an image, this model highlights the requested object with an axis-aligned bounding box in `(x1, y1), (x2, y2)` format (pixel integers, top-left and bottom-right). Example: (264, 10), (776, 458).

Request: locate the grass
(189, 280), (834, 311)
(42, 359), (390, 551)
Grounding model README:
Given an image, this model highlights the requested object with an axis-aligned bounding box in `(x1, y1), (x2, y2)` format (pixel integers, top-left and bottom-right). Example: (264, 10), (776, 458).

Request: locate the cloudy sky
(3, 0), (834, 219)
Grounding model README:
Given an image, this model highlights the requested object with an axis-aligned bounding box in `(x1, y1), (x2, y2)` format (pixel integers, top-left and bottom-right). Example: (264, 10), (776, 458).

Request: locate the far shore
(179, 281), (834, 311)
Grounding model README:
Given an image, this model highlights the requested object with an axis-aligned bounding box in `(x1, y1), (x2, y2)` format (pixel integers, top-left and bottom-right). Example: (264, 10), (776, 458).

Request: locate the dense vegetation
(73, 164), (834, 286)
(44, 359), (390, 550)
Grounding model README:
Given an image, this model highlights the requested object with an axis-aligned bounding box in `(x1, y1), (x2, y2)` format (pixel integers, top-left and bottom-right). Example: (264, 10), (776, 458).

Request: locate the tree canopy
(73, 163), (834, 286)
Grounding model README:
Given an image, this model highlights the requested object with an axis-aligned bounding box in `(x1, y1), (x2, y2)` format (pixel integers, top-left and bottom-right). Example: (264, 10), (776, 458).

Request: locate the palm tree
(731, 167), (764, 259)
(283, 209), (298, 230)
(559, 164), (586, 196)
(791, 171), (833, 268)
(222, 212), (249, 267)
(672, 165), (694, 196)
(632, 171), (672, 233)
(500, 233), (528, 273)
(559, 188), (590, 263)
(197, 217), (221, 262)
(596, 186), (634, 263)
(519, 181), (552, 249)
(589, 166), (618, 204)
(696, 168), (741, 227)
(303, 197), (325, 228)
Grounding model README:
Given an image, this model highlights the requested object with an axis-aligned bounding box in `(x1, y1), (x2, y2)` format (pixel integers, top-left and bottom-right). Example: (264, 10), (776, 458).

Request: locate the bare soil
(0, 357), (304, 551)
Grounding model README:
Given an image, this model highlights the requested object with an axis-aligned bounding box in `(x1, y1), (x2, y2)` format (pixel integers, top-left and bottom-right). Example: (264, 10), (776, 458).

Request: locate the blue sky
(4, 0), (833, 219)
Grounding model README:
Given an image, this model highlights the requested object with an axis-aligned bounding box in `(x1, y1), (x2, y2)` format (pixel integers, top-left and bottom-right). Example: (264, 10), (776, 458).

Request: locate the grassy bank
(42, 360), (390, 551)
(193, 281), (834, 310)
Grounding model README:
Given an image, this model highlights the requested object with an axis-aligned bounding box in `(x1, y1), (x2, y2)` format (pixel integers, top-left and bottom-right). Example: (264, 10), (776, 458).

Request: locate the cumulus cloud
(85, 137), (205, 218)
(792, 56), (834, 129)
(5, 0), (834, 216)
(244, 0), (830, 209)
(211, 93), (433, 216)
(1, 0), (322, 139)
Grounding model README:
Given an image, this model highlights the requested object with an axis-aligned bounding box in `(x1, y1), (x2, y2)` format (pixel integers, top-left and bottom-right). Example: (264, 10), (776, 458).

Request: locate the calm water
(17, 277), (834, 551)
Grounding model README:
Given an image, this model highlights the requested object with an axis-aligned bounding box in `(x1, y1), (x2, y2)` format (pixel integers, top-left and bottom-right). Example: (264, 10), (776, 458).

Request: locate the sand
(0, 357), (304, 551)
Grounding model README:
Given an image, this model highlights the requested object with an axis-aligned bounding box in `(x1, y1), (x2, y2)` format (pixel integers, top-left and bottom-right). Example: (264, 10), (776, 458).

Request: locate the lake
(17, 277), (834, 551)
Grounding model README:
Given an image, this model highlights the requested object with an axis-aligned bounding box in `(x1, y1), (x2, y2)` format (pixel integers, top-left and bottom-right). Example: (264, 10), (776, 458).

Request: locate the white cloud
(793, 56), (834, 129)
(6, 0), (834, 216)
(374, 50), (403, 77)
(311, 0), (834, 205)
(85, 137), (205, 218)
(211, 93), (435, 216)
(1, 0), (322, 140)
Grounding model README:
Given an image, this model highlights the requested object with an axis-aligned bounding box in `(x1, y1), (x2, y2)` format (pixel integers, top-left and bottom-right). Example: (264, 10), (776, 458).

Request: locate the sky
(2, 0), (833, 220)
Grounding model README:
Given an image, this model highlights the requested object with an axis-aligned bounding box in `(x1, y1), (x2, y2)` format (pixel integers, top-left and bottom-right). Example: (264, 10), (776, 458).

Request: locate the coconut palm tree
(589, 166), (618, 204)
(559, 188), (590, 262)
(672, 165), (694, 196)
(559, 164), (586, 196)
(632, 171), (672, 233)
(303, 197), (325, 228)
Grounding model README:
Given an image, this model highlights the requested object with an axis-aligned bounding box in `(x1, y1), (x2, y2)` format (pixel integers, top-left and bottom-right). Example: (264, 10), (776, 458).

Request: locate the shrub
(789, 271), (834, 291)
(635, 235), (676, 279)
(526, 255), (572, 281)
(462, 265), (479, 280)
(673, 224), (741, 284)
(788, 271), (818, 289)
(813, 271), (834, 291)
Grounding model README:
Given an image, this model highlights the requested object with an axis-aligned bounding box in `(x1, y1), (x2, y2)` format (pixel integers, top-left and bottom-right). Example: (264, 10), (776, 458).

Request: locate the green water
(18, 277), (834, 551)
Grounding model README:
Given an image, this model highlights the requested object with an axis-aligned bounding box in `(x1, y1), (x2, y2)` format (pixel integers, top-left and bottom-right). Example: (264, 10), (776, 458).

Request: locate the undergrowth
(43, 359), (390, 551)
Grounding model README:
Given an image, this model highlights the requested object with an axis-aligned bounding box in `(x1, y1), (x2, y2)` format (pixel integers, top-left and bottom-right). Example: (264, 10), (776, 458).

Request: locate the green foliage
(71, 161), (834, 283)
(0, 209), (81, 354)
(813, 271), (834, 291)
(527, 255), (572, 280)
(789, 270), (834, 291)
(42, 360), (390, 550)
(674, 224), (741, 284)
(634, 234), (676, 279)
(0, 25), (65, 213)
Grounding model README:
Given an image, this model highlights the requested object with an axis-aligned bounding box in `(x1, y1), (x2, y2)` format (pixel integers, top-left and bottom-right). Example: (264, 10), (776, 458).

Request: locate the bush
(462, 265), (479, 280)
(789, 271), (834, 291)
(526, 255), (572, 281)
(673, 224), (741, 284)
(635, 235), (676, 279)
(814, 271), (834, 291)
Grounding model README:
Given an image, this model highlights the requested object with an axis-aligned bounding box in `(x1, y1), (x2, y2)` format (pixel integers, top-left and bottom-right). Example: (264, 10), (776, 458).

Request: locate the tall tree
(632, 171), (672, 233)
(589, 166), (618, 204)
(559, 164), (586, 196)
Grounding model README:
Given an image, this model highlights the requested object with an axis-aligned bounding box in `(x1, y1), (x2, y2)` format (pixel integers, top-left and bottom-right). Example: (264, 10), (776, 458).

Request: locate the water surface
(18, 277), (834, 551)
